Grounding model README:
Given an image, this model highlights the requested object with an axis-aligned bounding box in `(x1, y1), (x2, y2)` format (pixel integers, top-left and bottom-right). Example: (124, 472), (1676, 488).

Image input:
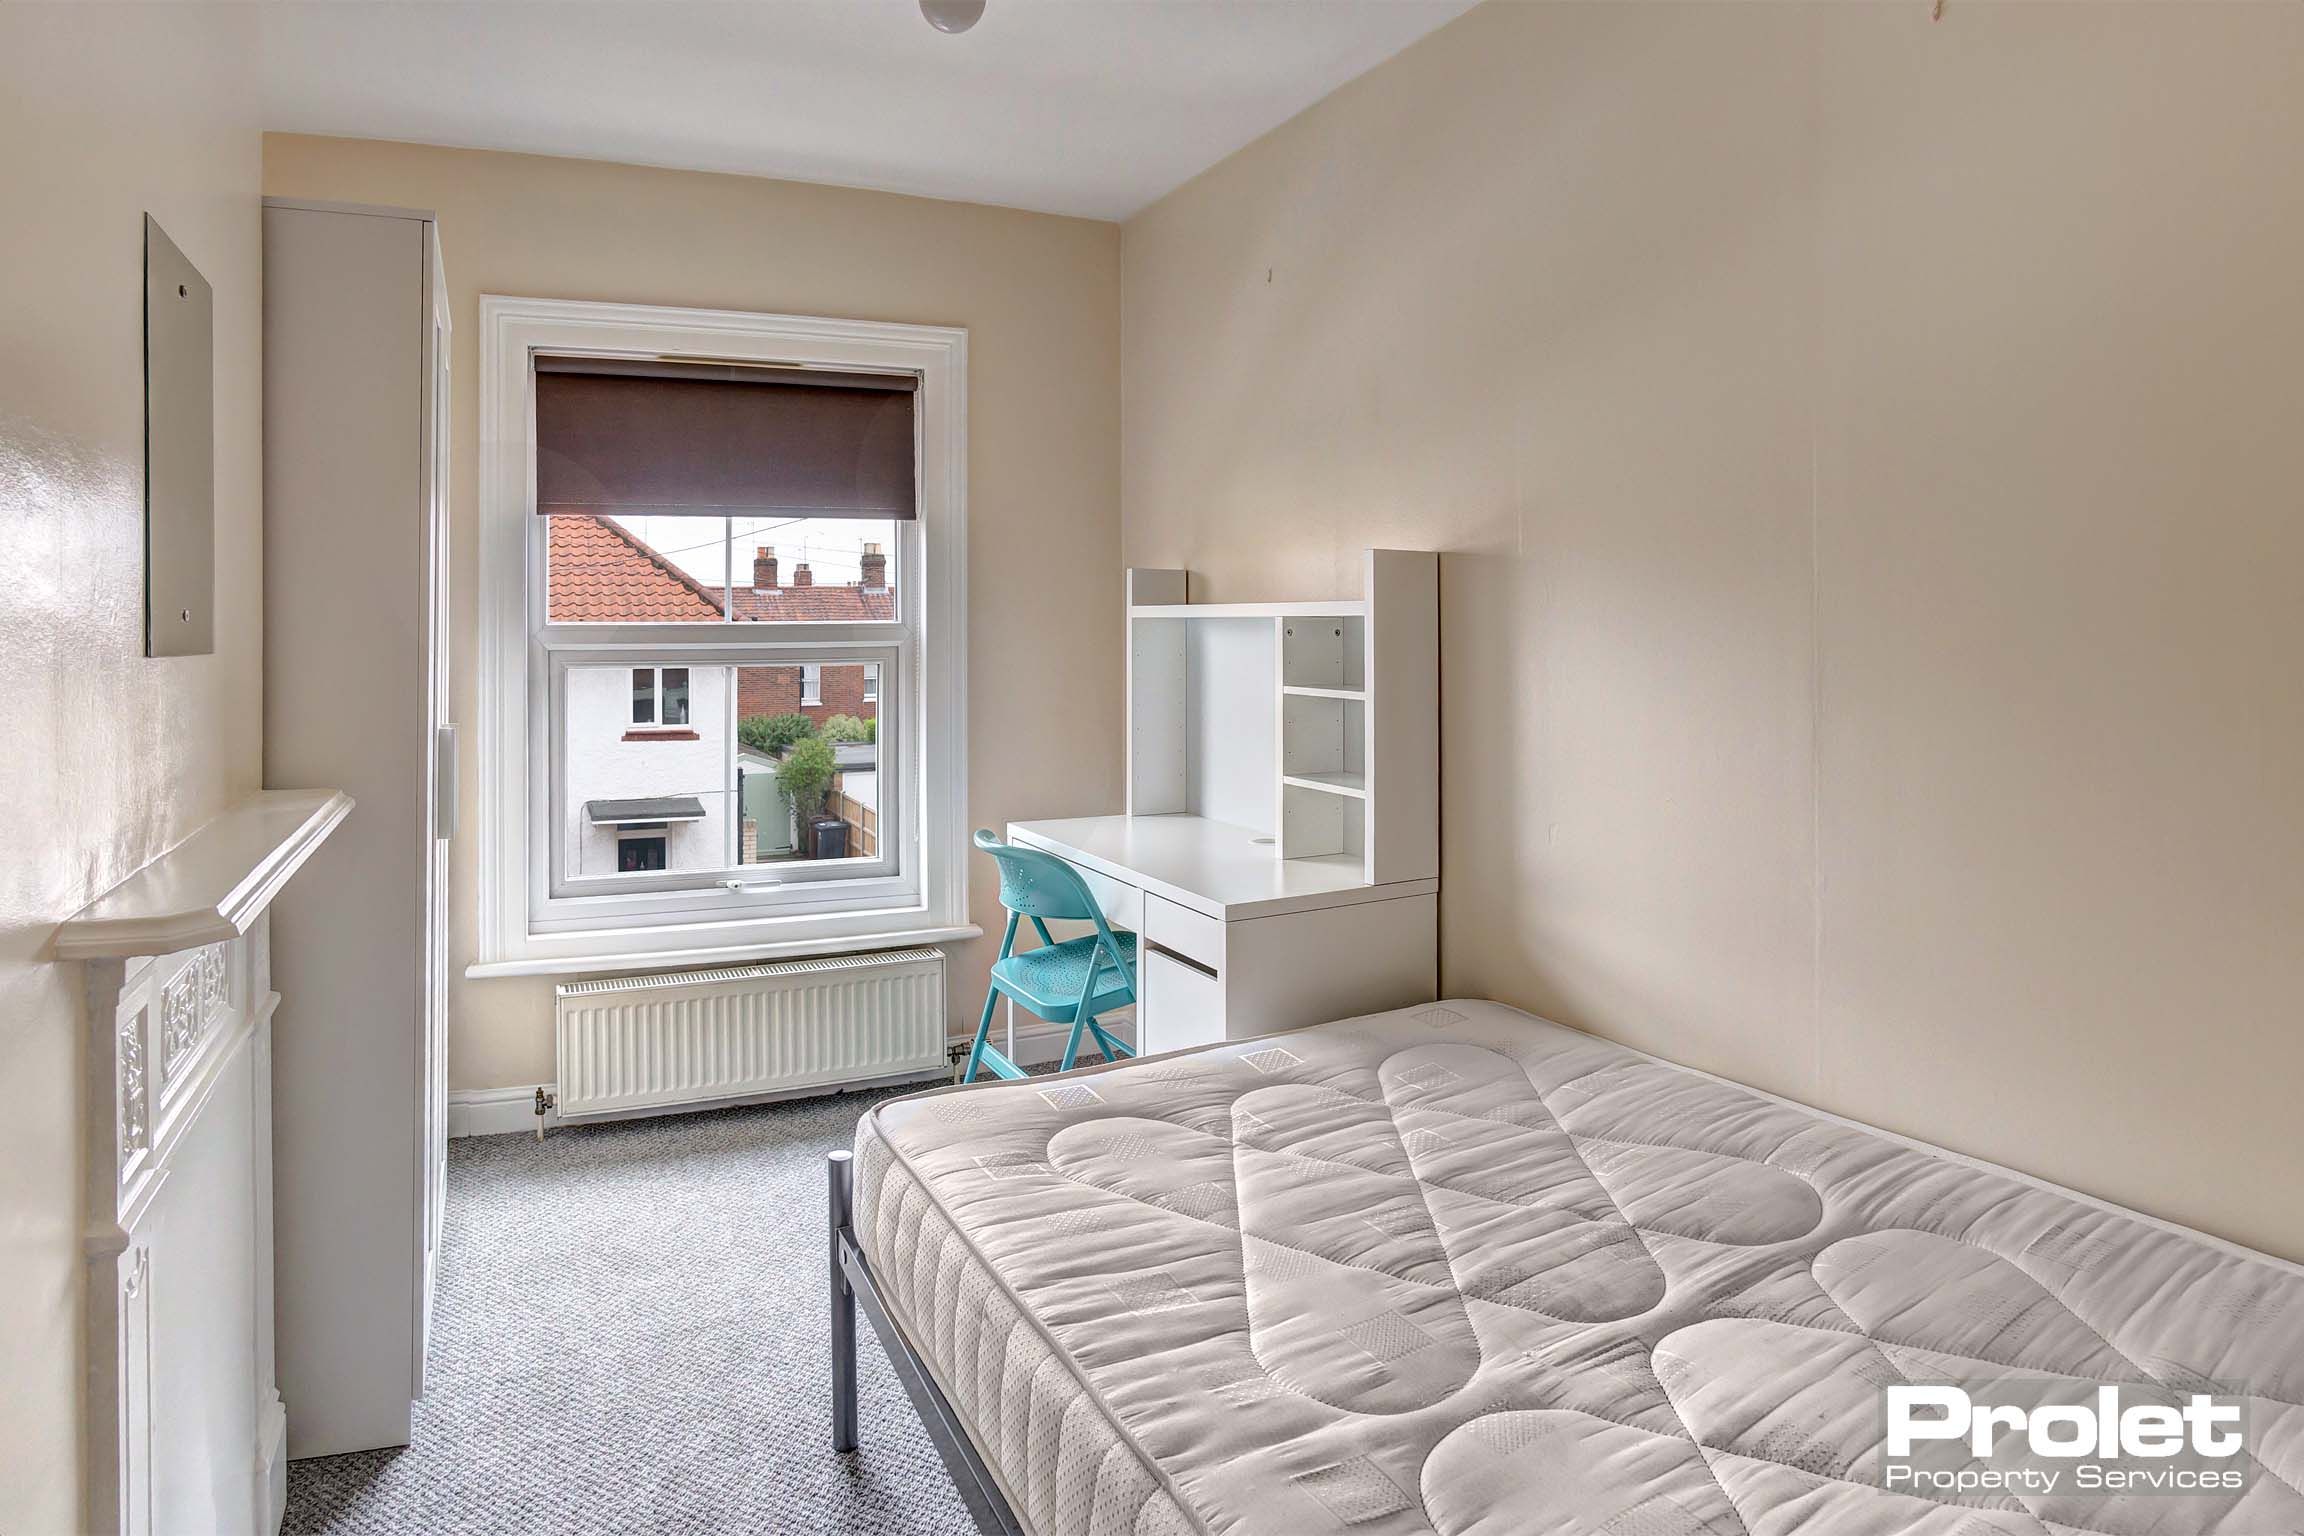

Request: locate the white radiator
(553, 947), (948, 1119)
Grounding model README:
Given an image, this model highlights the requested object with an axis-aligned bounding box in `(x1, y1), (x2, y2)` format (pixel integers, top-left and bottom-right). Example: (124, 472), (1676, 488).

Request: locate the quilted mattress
(851, 1000), (2304, 1535)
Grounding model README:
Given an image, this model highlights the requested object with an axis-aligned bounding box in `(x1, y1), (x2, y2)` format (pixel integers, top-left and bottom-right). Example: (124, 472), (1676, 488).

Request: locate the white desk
(1009, 814), (1438, 1054)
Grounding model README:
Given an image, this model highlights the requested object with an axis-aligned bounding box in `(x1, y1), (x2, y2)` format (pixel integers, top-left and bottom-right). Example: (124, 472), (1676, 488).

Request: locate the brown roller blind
(534, 356), (917, 519)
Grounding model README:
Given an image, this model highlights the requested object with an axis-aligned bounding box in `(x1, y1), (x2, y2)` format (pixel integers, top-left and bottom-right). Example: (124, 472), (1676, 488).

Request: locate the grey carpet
(280, 1081), (980, 1535)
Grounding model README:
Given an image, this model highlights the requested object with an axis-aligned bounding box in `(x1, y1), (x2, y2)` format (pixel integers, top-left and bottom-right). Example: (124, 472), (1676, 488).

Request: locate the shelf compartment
(1282, 772), (1367, 799)
(1280, 781), (1365, 861)
(1281, 692), (1364, 781)
(1280, 615), (1366, 691)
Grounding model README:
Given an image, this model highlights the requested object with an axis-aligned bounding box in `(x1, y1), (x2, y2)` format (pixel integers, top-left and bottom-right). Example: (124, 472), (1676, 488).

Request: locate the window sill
(621, 728), (699, 742)
(463, 921), (983, 980)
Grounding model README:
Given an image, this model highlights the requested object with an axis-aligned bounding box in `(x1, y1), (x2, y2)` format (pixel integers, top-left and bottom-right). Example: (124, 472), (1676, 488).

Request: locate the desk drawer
(1139, 948), (1226, 1055)
(1143, 893), (1223, 973)
(1059, 859), (1141, 934)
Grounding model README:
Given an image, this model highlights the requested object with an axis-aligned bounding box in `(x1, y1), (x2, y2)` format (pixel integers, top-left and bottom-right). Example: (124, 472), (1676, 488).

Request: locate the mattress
(851, 1000), (2304, 1536)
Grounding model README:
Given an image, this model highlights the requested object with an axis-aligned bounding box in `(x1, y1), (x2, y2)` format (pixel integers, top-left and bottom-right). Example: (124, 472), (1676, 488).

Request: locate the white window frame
(471, 296), (973, 976)
(799, 663), (822, 708)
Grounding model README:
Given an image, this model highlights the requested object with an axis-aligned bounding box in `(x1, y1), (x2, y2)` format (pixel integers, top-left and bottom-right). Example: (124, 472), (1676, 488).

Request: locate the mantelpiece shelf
(56, 788), (354, 959)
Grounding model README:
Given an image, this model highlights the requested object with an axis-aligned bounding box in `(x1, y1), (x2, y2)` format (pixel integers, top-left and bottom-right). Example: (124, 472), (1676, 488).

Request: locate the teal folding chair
(963, 829), (1139, 1082)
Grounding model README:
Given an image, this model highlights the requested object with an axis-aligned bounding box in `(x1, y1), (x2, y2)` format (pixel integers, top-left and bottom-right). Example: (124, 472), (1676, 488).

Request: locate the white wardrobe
(262, 199), (452, 1457)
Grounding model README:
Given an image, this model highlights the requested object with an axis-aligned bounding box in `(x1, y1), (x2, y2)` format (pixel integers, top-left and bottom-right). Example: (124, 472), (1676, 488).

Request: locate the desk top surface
(1007, 814), (1434, 921)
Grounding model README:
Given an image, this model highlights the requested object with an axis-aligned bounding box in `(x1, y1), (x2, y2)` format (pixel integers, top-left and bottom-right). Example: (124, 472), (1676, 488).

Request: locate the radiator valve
(533, 1087), (557, 1141)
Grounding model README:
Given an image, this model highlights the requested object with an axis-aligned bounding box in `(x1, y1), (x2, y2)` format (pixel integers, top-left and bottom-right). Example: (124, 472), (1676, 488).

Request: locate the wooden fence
(828, 787), (878, 858)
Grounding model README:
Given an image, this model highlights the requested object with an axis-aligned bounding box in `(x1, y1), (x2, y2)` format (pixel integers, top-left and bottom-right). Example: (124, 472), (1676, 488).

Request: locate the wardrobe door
(264, 198), (444, 1458)
(416, 222), (453, 1389)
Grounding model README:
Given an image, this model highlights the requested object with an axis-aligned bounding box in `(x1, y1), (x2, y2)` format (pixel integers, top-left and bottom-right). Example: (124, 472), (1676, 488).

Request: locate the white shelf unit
(1129, 599), (1369, 620)
(1125, 550), (1437, 885)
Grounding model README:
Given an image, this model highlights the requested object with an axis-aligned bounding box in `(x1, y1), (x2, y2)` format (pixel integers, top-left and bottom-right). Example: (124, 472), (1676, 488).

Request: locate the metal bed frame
(828, 1149), (1024, 1536)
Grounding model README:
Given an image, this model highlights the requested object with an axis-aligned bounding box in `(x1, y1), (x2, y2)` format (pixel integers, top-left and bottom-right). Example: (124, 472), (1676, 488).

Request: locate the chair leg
(963, 984), (1002, 1083)
(1058, 1011), (1091, 1073)
(1086, 1016), (1134, 1061)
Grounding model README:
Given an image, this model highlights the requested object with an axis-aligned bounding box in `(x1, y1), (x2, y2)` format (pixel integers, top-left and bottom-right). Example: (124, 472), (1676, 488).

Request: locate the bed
(829, 1000), (2304, 1535)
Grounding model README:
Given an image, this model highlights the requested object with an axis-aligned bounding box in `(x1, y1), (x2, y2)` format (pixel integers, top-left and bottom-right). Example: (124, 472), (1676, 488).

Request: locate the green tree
(775, 735), (839, 827)
(738, 711), (816, 758)
(821, 713), (871, 744)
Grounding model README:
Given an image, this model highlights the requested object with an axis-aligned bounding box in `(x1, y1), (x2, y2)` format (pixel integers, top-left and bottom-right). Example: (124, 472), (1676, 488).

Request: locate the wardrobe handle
(434, 723), (459, 842)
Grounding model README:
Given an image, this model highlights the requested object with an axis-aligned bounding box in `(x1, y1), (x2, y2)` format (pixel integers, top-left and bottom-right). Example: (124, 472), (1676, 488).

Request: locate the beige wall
(1122, 1), (2304, 1261)
(261, 136), (1123, 1092)
(0, 6), (265, 1527)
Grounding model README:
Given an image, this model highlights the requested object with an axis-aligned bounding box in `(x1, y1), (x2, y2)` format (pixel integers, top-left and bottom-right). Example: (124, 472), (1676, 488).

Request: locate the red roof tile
(546, 515), (723, 621)
(729, 584), (893, 623)
(547, 515), (895, 624)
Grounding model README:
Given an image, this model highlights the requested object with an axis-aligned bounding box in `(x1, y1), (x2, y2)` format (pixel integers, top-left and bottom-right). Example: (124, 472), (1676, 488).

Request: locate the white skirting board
(448, 1084), (565, 1139)
(999, 1008), (1138, 1070)
(448, 1012), (1139, 1137)
(446, 1066), (946, 1138)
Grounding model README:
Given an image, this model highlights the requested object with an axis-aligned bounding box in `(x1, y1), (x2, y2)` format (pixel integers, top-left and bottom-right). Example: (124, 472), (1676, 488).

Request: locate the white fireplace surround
(59, 788), (351, 1536)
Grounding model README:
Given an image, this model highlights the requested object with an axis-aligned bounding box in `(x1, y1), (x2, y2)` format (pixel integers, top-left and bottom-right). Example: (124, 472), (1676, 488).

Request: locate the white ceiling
(257, 0), (1477, 222)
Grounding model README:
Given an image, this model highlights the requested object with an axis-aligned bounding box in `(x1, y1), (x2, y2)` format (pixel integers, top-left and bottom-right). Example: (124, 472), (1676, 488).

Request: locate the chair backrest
(973, 829), (1103, 923)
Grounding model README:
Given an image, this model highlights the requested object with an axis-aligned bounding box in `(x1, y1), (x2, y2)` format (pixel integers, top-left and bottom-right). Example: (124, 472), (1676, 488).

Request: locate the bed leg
(829, 1149), (859, 1454)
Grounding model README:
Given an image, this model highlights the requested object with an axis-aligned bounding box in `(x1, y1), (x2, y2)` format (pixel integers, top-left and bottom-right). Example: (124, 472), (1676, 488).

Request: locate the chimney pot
(753, 546), (778, 589)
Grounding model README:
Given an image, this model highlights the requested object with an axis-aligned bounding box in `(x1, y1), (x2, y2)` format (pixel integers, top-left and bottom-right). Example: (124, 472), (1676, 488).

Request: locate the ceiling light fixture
(920, 0), (986, 34)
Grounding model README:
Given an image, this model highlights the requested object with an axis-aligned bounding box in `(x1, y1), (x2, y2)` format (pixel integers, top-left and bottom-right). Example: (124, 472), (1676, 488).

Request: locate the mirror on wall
(144, 213), (213, 657)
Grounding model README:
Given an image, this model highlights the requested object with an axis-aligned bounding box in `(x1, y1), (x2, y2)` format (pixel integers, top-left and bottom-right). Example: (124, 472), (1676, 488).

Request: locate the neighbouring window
(629, 666), (690, 728)
(477, 298), (967, 973)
